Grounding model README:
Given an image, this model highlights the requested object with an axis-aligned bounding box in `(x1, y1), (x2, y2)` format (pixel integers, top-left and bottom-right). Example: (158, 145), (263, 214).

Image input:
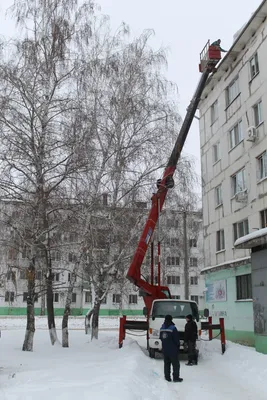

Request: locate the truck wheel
(149, 347), (156, 358)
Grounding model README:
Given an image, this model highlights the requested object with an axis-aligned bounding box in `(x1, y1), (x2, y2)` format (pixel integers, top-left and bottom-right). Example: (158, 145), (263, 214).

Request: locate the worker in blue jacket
(160, 314), (183, 382)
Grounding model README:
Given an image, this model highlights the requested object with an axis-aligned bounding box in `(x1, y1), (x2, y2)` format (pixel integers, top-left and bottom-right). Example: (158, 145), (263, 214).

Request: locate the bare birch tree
(0, 0), (96, 349)
(72, 25), (197, 340)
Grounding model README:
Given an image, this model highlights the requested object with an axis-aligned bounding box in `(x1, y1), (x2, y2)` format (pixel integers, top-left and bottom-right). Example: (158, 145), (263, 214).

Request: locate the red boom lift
(119, 41), (222, 348)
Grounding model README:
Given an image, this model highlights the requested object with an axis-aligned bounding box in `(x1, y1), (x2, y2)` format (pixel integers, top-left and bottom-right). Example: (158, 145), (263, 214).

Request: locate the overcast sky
(0, 0), (262, 178)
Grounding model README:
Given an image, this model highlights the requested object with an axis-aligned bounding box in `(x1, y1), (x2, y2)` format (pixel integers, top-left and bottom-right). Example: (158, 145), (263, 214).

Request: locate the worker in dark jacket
(211, 39), (227, 53)
(184, 314), (198, 366)
(160, 315), (183, 382)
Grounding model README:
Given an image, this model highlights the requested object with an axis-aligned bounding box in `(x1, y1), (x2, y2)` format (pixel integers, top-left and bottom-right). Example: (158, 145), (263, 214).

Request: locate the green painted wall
(0, 307), (204, 317)
(204, 263), (254, 346)
(0, 307), (144, 317)
(255, 335), (267, 354)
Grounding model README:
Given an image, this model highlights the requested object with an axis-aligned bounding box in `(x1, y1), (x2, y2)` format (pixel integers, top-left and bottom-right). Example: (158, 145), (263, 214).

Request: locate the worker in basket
(211, 39), (227, 53)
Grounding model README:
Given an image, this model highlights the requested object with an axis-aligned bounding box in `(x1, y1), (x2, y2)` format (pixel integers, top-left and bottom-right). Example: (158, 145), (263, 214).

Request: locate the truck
(118, 41), (223, 353)
(146, 299), (200, 358)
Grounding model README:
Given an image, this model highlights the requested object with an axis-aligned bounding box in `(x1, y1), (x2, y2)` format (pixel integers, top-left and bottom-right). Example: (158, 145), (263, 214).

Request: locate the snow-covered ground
(1, 317), (267, 400)
(0, 315), (130, 330)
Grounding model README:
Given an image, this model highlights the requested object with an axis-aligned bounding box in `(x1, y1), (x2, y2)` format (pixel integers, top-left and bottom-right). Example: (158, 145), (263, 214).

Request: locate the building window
(51, 251), (61, 261)
(231, 168), (246, 195)
(250, 53), (259, 79)
(167, 275), (180, 285)
(233, 219), (249, 242)
(189, 239), (197, 248)
(257, 151), (267, 181)
(68, 253), (77, 263)
(253, 101), (262, 126)
(226, 76), (239, 106)
(23, 292), (38, 302)
(229, 120), (243, 149)
(68, 273), (77, 282)
(212, 142), (220, 163)
(85, 292), (91, 303)
(69, 232), (78, 243)
(167, 256), (180, 266)
(166, 219), (179, 229)
(172, 295), (181, 299)
(191, 220), (201, 231)
(129, 294), (138, 304)
(72, 293), (77, 303)
(36, 270), (42, 280)
(166, 237), (179, 247)
(260, 209), (267, 228)
(53, 273), (60, 282)
(20, 269), (27, 280)
(8, 248), (18, 261)
(113, 294), (121, 304)
(6, 271), (12, 281)
(191, 295), (199, 304)
(22, 246), (31, 259)
(190, 276), (198, 285)
(189, 257), (198, 267)
(101, 295), (107, 304)
(211, 100), (218, 124)
(236, 274), (252, 300)
(54, 293), (59, 302)
(215, 184), (222, 207)
(5, 291), (15, 302)
(216, 230), (225, 252)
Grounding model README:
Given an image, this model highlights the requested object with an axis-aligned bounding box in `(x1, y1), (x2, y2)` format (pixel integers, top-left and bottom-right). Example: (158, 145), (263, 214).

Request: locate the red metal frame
(220, 317), (226, 354)
(208, 316), (213, 340)
(119, 315), (127, 348)
(150, 242), (154, 285)
(205, 316), (226, 354)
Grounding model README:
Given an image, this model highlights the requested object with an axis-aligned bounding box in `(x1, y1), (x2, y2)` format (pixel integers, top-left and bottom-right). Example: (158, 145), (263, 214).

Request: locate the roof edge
(201, 256), (251, 274)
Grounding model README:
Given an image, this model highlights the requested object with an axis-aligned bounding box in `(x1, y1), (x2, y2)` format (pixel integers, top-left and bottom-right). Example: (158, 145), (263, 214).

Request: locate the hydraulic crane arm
(127, 68), (211, 290)
(119, 42), (222, 348)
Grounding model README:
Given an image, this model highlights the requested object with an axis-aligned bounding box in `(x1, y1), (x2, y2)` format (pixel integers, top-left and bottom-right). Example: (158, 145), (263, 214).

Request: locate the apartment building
(199, 0), (267, 345)
(0, 199), (206, 315)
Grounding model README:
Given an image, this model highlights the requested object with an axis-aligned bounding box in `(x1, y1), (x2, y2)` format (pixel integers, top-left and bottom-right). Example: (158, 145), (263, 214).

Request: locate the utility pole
(183, 210), (189, 300)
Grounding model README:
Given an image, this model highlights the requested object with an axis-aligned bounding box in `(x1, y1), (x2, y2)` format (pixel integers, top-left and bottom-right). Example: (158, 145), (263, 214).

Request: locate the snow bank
(1, 323), (267, 399)
(0, 330), (175, 400)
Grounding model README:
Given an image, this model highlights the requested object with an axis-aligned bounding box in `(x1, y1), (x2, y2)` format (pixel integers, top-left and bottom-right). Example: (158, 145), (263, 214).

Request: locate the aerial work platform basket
(199, 40), (221, 72)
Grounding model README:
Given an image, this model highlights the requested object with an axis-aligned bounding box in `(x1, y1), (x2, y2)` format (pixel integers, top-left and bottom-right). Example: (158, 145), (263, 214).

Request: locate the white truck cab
(147, 299), (201, 358)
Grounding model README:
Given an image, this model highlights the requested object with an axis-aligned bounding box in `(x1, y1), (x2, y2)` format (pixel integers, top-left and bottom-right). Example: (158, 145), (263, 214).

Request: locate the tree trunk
(85, 308), (93, 335)
(40, 276), (46, 315)
(62, 270), (77, 347)
(46, 268), (58, 345)
(22, 261), (36, 351)
(91, 301), (101, 340)
(183, 210), (189, 300)
(62, 304), (70, 347)
(119, 298), (123, 317)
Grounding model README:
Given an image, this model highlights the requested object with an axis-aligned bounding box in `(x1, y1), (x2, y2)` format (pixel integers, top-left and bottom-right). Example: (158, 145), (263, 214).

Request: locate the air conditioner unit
(247, 126), (258, 142)
(235, 190), (248, 202)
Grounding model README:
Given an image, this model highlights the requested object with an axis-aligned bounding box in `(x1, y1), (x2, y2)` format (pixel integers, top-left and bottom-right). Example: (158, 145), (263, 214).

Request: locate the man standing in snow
(160, 314), (183, 383)
(184, 314), (198, 366)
